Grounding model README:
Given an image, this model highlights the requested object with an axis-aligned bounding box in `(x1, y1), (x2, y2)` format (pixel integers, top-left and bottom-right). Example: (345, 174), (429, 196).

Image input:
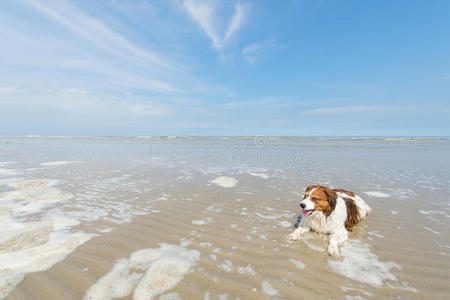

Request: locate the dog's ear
(305, 185), (319, 193)
(324, 188), (337, 212)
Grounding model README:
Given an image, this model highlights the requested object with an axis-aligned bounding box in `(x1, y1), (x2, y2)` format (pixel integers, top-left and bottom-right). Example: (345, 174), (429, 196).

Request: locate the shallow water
(0, 137), (449, 299)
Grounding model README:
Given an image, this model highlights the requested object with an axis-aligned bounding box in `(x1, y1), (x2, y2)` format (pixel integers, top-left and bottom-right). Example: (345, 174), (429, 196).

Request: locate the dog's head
(300, 185), (337, 217)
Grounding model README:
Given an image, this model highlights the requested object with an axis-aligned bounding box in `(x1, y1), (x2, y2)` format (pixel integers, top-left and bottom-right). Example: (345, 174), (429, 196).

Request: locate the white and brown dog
(288, 185), (371, 257)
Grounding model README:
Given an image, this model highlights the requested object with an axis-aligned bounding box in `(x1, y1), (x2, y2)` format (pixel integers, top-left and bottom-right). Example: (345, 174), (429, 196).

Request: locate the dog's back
(333, 188), (371, 220)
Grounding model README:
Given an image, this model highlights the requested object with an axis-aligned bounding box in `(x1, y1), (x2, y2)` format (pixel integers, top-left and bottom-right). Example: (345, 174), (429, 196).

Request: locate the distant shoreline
(1, 135), (449, 141)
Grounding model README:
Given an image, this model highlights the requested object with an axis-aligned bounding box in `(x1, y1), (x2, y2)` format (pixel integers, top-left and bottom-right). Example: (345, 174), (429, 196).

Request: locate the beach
(1, 137), (449, 299)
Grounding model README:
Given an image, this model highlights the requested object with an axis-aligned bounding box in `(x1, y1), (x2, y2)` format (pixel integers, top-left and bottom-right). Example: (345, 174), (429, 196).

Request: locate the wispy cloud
(129, 104), (173, 116)
(182, 0), (248, 49)
(0, 87), (18, 93)
(0, 85), (176, 117)
(219, 97), (300, 110)
(25, 0), (174, 71)
(224, 4), (246, 41)
(300, 106), (389, 115)
(242, 38), (285, 63)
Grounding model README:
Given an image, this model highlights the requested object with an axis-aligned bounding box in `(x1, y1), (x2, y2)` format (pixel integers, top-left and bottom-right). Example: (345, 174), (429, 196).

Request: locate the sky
(0, 0), (449, 136)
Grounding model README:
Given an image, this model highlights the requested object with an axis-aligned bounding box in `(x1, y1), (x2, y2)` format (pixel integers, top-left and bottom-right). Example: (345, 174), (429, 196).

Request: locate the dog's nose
(300, 203), (306, 209)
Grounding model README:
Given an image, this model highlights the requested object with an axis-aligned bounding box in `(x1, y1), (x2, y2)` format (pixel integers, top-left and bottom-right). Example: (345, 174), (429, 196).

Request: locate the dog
(288, 185), (371, 257)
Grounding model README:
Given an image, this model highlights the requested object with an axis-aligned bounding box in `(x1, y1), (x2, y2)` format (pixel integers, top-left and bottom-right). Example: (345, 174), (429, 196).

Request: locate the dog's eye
(312, 197), (319, 201)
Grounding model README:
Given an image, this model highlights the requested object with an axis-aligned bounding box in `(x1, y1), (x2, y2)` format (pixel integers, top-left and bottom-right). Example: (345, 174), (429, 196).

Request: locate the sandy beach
(1, 137), (449, 299)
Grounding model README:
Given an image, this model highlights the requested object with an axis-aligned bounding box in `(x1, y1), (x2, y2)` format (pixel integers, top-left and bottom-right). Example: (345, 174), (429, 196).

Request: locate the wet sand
(1, 137), (449, 299)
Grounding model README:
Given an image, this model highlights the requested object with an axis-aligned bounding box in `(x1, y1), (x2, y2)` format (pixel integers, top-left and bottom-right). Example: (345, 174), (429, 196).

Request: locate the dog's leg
(287, 226), (309, 240)
(328, 227), (348, 257)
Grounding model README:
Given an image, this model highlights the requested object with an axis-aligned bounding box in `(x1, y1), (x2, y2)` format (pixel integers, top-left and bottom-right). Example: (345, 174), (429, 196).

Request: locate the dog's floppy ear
(305, 185), (319, 193)
(324, 188), (337, 212)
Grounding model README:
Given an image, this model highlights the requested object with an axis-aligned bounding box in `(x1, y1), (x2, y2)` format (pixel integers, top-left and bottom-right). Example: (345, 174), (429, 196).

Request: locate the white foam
(218, 293), (230, 300)
(386, 281), (418, 293)
(0, 179), (93, 298)
(423, 226), (440, 235)
(0, 168), (20, 177)
(279, 221), (291, 227)
(419, 209), (447, 217)
(159, 292), (182, 300)
(288, 258), (305, 269)
(364, 191), (390, 198)
(368, 231), (384, 238)
(206, 206), (222, 213)
(219, 260), (233, 272)
(0, 177), (23, 187)
(40, 161), (82, 166)
(1, 179), (73, 216)
(204, 291), (210, 300)
(346, 296), (366, 300)
(0, 219), (93, 298)
(255, 213), (281, 220)
(192, 217), (212, 225)
(247, 172), (269, 179)
(258, 234), (267, 240)
(84, 243), (200, 300)
(237, 264), (257, 275)
(261, 280), (280, 296)
(50, 214), (81, 231)
(390, 210), (398, 215)
(98, 227), (115, 233)
(210, 176), (238, 188)
(340, 286), (372, 297)
(209, 254), (217, 261)
(328, 240), (400, 288)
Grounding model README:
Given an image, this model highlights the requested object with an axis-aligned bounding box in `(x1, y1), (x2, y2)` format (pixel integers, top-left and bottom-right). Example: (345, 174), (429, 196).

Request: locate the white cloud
(0, 0), (243, 134)
(0, 85), (176, 118)
(224, 3), (246, 41)
(300, 106), (388, 115)
(182, 0), (220, 48)
(182, 0), (248, 49)
(24, 0), (174, 71)
(242, 38), (285, 63)
(0, 87), (18, 93)
(219, 97), (286, 110)
(191, 83), (234, 97)
(63, 88), (89, 95)
(129, 104), (172, 116)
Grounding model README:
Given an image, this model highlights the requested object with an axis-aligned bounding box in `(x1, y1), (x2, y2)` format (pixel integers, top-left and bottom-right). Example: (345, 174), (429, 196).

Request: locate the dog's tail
(354, 195), (371, 219)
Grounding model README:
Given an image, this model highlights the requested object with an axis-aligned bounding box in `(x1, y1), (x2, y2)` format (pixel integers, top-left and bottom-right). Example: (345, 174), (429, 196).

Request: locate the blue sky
(1, 0), (449, 136)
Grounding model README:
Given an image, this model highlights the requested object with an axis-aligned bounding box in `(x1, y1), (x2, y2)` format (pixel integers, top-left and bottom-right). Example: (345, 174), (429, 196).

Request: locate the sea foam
(261, 280), (280, 296)
(328, 240), (400, 288)
(364, 191), (390, 198)
(0, 179), (94, 298)
(83, 243), (200, 300)
(0, 214), (92, 298)
(40, 161), (82, 166)
(1, 179), (73, 216)
(210, 176), (238, 188)
(288, 258), (305, 269)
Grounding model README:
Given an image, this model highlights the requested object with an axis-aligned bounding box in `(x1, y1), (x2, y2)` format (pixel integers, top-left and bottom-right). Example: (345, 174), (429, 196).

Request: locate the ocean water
(0, 137), (449, 299)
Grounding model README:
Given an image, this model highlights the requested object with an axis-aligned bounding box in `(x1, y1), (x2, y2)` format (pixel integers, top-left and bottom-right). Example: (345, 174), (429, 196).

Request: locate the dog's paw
(328, 245), (341, 258)
(287, 233), (299, 241)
